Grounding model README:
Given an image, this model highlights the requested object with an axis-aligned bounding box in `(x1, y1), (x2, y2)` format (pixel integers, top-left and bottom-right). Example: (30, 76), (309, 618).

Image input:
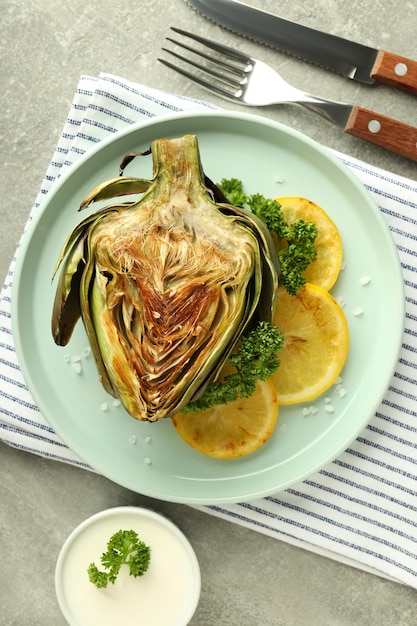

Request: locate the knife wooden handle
(371, 50), (417, 95)
(344, 106), (417, 162)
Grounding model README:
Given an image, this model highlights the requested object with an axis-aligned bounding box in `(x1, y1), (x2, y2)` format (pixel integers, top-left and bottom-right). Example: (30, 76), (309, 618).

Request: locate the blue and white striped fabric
(1, 73), (417, 588)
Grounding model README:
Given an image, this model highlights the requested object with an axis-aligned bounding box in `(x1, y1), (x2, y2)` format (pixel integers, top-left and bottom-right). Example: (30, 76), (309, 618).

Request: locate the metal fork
(159, 28), (417, 163)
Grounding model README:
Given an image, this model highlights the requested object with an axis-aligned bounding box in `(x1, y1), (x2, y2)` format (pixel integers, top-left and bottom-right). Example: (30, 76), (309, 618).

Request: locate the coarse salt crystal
(129, 435), (137, 445)
(72, 362), (82, 374)
(275, 175), (285, 183)
(325, 404), (335, 413)
(337, 297), (346, 308)
(310, 406), (319, 415)
(360, 275), (371, 286)
(324, 397), (332, 404)
(145, 436), (152, 444)
(144, 457), (152, 465)
(302, 407), (311, 416)
(112, 399), (121, 407)
(353, 307), (363, 316)
(100, 402), (109, 412)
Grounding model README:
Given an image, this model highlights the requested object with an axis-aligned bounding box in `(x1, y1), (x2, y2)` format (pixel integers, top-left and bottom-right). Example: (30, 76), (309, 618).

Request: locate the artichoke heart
(52, 135), (279, 422)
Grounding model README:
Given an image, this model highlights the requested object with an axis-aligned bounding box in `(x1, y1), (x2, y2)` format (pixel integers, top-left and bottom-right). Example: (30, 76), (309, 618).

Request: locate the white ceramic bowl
(55, 506), (201, 625)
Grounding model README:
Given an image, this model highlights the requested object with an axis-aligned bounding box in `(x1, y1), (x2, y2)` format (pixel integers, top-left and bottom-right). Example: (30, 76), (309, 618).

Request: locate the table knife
(186, 0), (417, 95)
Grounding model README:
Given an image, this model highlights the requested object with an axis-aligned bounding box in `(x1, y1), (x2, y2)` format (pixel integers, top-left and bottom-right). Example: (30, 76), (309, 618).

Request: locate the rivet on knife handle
(372, 51), (417, 95)
(345, 107), (417, 162)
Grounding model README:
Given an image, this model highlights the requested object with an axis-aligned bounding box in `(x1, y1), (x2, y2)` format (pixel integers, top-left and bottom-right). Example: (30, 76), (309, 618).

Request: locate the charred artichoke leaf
(51, 205), (131, 346)
(78, 225), (118, 397)
(217, 203), (279, 323)
(79, 177), (152, 211)
(52, 135), (280, 422)
(51, 236), (85, 346)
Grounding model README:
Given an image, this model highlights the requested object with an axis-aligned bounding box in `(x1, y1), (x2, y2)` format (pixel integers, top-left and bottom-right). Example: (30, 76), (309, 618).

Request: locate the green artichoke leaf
(52, 135), (280, 422)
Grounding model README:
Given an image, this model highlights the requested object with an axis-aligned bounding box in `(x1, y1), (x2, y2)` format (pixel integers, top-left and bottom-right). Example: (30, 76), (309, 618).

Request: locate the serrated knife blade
(185, 0), (417, 95)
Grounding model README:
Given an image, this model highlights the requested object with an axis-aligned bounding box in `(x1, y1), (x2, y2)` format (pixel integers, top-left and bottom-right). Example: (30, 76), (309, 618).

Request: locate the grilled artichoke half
(52, 135), (279, 422)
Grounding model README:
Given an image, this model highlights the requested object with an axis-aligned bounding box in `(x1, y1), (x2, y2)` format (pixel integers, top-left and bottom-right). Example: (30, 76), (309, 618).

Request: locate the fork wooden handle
(344, 106), (417, 162)
(371, 50), (417, 95)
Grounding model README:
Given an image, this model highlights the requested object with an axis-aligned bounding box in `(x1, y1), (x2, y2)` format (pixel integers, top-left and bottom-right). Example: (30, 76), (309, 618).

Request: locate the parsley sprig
(87, 529), (151, 589)
(183, 321), (284, 412)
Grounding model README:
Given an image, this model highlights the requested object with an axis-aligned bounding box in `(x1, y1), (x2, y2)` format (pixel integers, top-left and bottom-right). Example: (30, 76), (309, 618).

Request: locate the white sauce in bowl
(55, 507), (200, 626)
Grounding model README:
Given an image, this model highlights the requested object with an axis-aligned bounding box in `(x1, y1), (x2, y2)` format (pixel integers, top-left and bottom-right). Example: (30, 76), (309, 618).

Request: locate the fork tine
(161, 46), (243, 89)
(158, 57), (240, 101)
(165, 37), (246, 77)
(169, 27), (251, 64)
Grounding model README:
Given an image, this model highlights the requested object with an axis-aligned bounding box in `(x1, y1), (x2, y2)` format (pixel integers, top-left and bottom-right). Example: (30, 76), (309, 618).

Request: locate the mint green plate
(12, 111), (404, 504)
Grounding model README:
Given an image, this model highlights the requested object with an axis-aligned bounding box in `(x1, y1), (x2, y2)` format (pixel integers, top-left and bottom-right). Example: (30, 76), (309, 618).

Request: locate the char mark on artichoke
(52, 135), (279, 422)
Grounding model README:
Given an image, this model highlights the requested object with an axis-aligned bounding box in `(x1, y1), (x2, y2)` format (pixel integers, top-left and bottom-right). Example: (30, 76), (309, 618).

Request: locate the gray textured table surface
(2, 1), (417, 624)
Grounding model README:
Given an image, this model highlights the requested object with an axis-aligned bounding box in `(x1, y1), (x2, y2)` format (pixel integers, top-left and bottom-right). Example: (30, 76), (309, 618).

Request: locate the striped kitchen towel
(1, 73), (417, 588)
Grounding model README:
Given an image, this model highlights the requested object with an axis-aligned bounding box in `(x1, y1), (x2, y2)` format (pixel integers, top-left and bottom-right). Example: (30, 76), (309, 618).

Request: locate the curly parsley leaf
(216, 177), (247, 208)
(87, 529), (151, 589)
